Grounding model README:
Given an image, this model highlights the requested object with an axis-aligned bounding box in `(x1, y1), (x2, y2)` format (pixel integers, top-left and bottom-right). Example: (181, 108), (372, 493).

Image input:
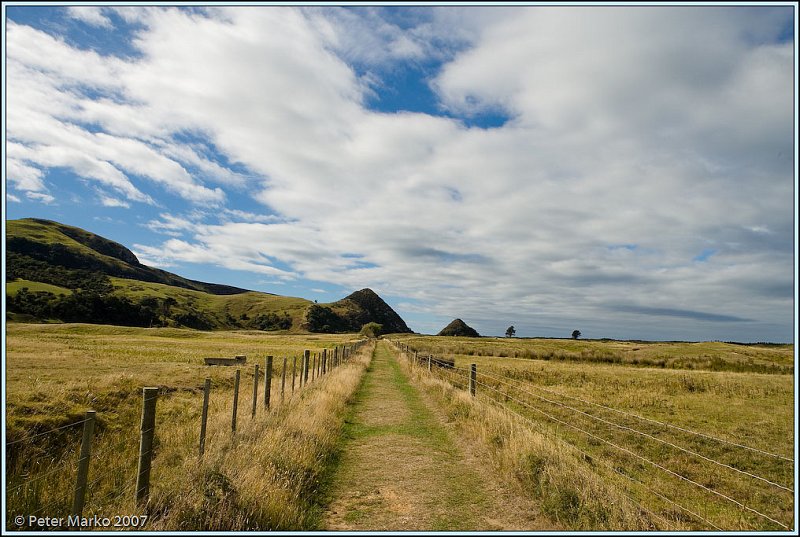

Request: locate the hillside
(6, 218), (410, 333)
(7, 218), (249, 295)
(438, 318), (480, 337)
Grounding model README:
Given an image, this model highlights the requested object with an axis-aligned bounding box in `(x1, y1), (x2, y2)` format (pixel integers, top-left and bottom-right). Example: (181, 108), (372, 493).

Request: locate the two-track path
(322, 341), (554, 531)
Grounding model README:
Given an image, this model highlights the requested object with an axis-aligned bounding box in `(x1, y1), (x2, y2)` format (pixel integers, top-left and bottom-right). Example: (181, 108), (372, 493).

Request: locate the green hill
(6, 218), (411, 333)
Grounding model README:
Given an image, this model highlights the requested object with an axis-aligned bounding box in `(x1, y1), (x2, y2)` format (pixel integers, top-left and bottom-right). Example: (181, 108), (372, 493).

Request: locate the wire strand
(480, 364), (793, 463)
(475, 369), (793, 492)
(471, 377), (787, 530)
(6, 418), (90, 446)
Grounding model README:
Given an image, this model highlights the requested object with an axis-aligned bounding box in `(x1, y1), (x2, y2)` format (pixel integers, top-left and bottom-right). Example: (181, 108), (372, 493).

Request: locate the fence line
(460, 373), (723, 531)
(6, 417), (92, 447)
(392, 340), (791, 531)
(6, 340), (369, 527)
(480, 363), (794, 463)
(474, 368), (793, 492)
(468, 375), (789, 529)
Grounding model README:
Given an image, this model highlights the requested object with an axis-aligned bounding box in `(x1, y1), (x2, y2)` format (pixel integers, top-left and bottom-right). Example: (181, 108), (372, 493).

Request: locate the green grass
(6, 279), (73, 296)
(8, 219), (121, 264)
(108, 277), (311, 329)
(323, 342), (492, 530)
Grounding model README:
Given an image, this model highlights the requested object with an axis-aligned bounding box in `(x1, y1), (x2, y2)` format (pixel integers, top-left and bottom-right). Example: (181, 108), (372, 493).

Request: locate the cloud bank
(5, 6), (795, 341)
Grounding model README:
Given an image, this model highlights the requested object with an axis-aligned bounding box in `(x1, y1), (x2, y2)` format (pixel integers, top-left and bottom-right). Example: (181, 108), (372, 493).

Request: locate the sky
(3, 3), (797, 342)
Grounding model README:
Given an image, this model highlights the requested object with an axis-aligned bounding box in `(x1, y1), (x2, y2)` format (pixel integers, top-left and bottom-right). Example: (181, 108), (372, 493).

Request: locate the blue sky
(4, 4), (796, 342)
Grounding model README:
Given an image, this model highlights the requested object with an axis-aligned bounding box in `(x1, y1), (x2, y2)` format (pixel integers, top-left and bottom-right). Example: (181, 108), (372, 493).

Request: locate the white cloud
(6, 6), (794, 340)
(25, 191), (56, 204)
(8, 193), (22, 203)
(66, 7), (113, 28)
(6, 21), (228, 206)
(99, 194), (130, 208)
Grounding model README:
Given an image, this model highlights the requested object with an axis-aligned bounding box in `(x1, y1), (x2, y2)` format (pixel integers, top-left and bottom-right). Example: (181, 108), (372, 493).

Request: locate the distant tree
(505, 325), (516, 337)
(572, 330), (581, 339)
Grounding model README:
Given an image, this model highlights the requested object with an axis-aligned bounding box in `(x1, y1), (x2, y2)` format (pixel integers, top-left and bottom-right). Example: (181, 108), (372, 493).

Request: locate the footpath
(322, 340), (552, 531)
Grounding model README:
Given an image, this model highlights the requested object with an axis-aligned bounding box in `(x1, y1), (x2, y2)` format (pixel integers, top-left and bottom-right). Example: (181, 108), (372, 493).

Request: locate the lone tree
(505, 325), (516, 337)
(572, 329), (581, 339)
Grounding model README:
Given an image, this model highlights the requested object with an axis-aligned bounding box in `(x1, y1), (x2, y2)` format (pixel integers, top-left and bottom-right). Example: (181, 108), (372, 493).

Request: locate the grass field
(5, 323), (367, 530)
(391, 335), (795, 531)
(396, 335), (794, 373)
(5, 325), (795, 531)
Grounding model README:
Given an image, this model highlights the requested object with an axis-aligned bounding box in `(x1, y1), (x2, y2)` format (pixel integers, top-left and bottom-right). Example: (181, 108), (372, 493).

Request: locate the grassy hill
(6, 218), (411, 333)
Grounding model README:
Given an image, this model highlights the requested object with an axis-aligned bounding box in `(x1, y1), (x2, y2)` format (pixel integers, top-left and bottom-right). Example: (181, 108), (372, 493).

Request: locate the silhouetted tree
(572, 330), (581, 339)
(505, 325), (516, 337)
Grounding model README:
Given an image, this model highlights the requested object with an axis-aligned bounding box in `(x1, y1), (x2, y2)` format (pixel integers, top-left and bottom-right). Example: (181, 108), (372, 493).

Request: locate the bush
(359, 322), (383, 338)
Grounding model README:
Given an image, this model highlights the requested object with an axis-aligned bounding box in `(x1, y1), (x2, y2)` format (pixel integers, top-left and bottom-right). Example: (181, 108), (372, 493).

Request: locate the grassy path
(322, 341), (550, 531)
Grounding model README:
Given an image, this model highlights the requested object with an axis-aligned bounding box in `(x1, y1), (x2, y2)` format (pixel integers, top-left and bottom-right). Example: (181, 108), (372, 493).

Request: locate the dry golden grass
(390, 338), (795, 531)
(5, 323), (370, 531)
(395, 334), (794, 373)
(395, 345), (657, 530)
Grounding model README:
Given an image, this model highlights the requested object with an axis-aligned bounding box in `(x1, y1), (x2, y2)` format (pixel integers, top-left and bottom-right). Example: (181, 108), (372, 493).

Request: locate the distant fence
(386, 339), (794, 532)
(5, 340), (368, 530)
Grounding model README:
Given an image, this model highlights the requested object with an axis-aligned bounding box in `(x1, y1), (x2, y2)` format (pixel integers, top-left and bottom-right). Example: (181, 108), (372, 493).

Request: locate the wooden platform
(204, 355), (247, 366)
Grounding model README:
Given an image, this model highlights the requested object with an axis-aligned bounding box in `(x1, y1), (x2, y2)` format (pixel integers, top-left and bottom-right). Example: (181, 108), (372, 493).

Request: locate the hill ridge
(6, 218), (410, 333)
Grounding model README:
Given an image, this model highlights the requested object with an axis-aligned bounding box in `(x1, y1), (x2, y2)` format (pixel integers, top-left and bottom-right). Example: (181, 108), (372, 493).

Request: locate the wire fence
(4, 340), (368, 531)
(391, 340), (795, 532)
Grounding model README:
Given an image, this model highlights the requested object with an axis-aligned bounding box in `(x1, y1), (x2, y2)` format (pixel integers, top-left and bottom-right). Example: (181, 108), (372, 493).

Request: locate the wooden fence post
(469, 364), (477, 396)
(71, 410), (96, 518)
(232, 370), (240, 433)
(303, 350), (310, 384)
(428, 355), (431, 372)
(322, 349), (327, 374)
(199, 378), (211, 457)
(292, 356), (297, 393)
(281, 357), (286, 402)
(136, 387), (158, 505)
(252, 364), (259, 418)
(312, 353), (316, 381)
(264, 356), (273, 410)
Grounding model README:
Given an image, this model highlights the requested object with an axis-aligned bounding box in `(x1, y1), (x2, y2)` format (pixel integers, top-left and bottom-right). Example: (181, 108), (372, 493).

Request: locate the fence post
(334, 347), (339, 368)
(312, 354), (316, 381)
(322, 349), (327, 374)
(428, 355), (431, 372)
(469, 364), (477, 396)
(303, 350), (310, 384)
(71, 410), (96, 518)
(232, 370), (240, 433)
(292, 356), (296, 393)
(199, 378), (211, 457)
(136, 387), (158, 506)
(264, 356), (273, 410)
(252, 364), (259, 418)
(281, 357), (286, 402)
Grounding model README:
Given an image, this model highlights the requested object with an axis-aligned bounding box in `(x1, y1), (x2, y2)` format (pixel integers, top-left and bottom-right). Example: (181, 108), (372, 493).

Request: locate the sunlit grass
(390, 337), (795, 531)
(5, 323), (369, 530)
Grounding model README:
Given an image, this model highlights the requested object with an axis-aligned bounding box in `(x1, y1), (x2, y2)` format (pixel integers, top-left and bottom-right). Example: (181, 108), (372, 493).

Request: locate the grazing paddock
(391, 335), (794, 531)
(5, 323), (369, 530)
